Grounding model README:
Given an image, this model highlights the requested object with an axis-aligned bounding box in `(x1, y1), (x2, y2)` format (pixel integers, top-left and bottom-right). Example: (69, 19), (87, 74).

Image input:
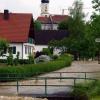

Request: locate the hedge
(0, 54), (72, 81)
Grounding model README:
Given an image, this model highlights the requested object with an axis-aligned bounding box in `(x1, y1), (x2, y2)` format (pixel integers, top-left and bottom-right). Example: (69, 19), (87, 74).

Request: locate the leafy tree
(66, 0), (85, 60)
(34, 20), (41, 31)
(0, 39), (9, 56)
(92, 0), (100, 13)
(91, 0), (100, 62)
(58, 20), (69, 30)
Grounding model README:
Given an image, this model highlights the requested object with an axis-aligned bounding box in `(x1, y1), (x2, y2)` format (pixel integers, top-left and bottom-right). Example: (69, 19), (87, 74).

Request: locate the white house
(34, 30), (69, 55)
(37, 15), (69, 30)
(0, 10), (35, 59)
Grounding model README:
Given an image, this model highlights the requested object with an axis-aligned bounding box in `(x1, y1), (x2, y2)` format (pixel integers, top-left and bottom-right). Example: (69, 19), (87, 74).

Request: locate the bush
(7, 52), (13, 65)
(72, 80), (100, 99)
(14, 52), (20, 66)
(0, 54), (72, 81)
(0, 59), (7, 63)
(52, 55), (58, 60)
(42, 48), (51, 55)
(28, 54), (34, 64)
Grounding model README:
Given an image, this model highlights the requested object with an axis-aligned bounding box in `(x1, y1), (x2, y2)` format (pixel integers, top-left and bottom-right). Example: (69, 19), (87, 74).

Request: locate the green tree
(34, 20), (41, 31)
(91, 0), (100, 62)
(66, 0), (85, 60)
(92, 0), (100, 13)
(58, 20), (69, 30)
(0, 39), (9, 56)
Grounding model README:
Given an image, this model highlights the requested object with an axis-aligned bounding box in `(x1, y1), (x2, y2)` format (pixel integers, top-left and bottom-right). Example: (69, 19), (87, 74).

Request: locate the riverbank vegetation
(72, 80), (100, 100)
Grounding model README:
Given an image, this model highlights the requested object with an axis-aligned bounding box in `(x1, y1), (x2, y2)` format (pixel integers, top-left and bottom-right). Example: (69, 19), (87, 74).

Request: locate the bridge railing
(0, 71), (99, 96)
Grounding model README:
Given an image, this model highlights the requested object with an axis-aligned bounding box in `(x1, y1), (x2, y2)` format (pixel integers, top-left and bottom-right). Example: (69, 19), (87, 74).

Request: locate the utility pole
(62, 9), (68, 15)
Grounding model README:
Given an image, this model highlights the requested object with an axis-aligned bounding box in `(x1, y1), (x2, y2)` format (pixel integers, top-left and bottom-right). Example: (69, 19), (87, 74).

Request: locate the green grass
(91, 96), (100, 100)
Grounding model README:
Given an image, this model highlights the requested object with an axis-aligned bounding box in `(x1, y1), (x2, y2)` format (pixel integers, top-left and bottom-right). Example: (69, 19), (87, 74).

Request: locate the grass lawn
(91, 96), (100, 100)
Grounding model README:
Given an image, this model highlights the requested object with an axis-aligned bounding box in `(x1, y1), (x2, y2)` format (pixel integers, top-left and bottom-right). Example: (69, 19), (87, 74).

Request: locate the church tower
(41, 0), (49, 16)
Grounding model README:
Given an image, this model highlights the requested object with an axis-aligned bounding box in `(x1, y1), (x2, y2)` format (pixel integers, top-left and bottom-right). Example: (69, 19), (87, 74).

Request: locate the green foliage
(34, 20), (41, 31)
(7, 51), (13, 66)
(58, 20), (69, 30)
(0, 39), (8, 56)
(14, 52), (20, 66)
(28, 54), (34, 64)
(0, 54), (72, 81)
(92, 0), (100, 13)
(52, 55), (58, 60)
(72, 80), (100, 99)
(42, 48), (52, 55)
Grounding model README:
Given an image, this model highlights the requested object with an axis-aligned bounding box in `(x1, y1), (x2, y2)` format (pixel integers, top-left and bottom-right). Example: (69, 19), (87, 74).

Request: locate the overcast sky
(0, 0), (93, 20)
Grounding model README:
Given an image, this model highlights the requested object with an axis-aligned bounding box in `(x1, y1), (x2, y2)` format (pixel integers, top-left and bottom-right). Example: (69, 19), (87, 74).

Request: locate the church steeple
(41, 0), (49, 3)
(41, 0), (49, 16)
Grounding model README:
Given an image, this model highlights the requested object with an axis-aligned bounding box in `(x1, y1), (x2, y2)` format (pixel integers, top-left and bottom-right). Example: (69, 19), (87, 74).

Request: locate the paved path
(0, 61), (100, 96)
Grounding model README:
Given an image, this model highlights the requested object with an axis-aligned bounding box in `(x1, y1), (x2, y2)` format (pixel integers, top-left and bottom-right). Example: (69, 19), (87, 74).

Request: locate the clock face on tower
(45, 6), (47, 12)
(41, 0), (49, 15)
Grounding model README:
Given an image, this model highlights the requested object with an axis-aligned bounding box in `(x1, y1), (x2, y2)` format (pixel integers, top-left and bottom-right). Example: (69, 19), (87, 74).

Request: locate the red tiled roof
(37, 16), (51, 24)
(37, 15), (69, 24)
(0, 13), (33, 43)
(52, 15), (69, 23)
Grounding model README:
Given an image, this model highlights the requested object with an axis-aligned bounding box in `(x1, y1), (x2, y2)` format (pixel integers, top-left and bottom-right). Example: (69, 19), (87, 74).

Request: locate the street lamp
(95, 38), (100, 64)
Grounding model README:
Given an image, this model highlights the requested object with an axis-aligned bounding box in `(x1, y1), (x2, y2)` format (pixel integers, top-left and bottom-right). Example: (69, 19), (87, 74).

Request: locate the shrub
(7, 52), (13, 65)
(42, 48), (51, 55)
(0, 59), (7, 63)
(14, 52), (20, 66)
(72, 80), (100, 99)
(28, 54), (34, 64)
(52, 55), (58, 60)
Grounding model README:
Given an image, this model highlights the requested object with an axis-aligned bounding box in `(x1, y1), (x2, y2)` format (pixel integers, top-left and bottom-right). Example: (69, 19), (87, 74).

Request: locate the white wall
(23, 43), (35, 59)
(10, 43), (23, 59)
(0, 43), (23, 59)
(35, 45), (48, 52)
(0, 43), (35, 59)
(41, 24), (58, 30)
(42, 24), (52, 30)
(53, 24), (58, 30)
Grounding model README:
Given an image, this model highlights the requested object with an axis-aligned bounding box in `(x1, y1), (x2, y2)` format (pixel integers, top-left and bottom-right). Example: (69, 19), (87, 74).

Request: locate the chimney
(4, 10), (9, 20)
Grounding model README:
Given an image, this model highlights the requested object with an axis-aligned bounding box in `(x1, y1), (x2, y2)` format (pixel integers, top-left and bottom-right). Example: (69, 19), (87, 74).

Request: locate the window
(13, 46), (16, 54)
(28, 46), (31, 54)
(28, 38), (34, 44)
(25, 46), (28, 54)
(8, 46), (16, 54)
(4, 48), (7, 54)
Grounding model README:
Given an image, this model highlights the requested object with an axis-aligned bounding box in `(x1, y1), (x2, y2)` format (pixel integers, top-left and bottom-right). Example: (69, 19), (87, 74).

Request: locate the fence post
(85, 72), (87, 80)
(74, 78), (76, 87)
(45, 78), (47, 96)
(16, 80), (19, 94)
(60, 72), (62, 82)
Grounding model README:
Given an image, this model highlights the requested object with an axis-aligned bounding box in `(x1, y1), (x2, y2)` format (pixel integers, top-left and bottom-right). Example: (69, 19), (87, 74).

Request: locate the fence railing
(0, 71), (99, 96)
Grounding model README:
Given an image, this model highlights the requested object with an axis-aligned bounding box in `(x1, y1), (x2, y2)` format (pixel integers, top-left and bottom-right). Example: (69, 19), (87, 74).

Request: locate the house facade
(34, 30), (69, 54)
(0, 10), (35, 59)
(37, 15), (69, 30)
